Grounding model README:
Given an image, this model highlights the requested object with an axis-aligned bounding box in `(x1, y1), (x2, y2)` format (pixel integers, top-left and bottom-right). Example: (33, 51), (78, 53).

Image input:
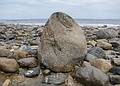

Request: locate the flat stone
(17, 57), (37, 68)
(94, 29), (118, 39)
(42, 73), (67, 85)
(96, 40), (112, 50)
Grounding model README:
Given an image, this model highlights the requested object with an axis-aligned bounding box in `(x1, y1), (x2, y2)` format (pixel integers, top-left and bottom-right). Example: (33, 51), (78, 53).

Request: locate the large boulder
(38, 12), (87, 72)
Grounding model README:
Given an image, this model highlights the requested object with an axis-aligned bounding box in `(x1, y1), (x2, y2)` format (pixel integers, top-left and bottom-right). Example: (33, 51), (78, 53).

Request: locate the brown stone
(2, 79), (11, 86)
(0, 58), (19, 72)
(90, 59), (112, 73)
(14, 50), (29, 59)
(96, 40), (112, 50)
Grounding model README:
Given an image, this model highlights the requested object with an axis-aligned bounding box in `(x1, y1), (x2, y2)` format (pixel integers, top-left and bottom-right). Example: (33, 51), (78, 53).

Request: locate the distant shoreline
(0, 19), (120, 26)
(0, 22), (120, 27)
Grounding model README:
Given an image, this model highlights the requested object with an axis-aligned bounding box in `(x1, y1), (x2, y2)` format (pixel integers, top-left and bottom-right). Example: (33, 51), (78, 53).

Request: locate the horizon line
(1, 18), (120, 20)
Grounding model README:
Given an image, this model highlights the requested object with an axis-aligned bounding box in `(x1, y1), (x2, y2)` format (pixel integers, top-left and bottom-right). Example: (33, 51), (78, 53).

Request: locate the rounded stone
(90, 59), (112, 73)
(24, 67), (40, 78)
(0, 58), (19, 72)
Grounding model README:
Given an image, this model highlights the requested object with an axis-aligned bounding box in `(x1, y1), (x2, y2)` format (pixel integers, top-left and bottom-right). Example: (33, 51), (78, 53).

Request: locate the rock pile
(0, 12), (120, 86)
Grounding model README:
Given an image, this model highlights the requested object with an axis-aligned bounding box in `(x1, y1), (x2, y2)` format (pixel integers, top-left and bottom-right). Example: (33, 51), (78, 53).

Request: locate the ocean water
(0, 19), (120, 26)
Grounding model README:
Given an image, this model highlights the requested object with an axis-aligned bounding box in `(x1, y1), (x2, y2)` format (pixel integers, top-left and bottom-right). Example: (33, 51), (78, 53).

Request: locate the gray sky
(0, 0), (120, 19)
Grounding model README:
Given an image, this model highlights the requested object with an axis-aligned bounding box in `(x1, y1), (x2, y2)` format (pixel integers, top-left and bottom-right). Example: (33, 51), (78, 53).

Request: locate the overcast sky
(0, 0), (120, 19)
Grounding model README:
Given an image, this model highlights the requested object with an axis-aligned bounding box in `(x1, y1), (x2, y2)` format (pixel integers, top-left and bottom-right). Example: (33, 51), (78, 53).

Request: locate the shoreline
(0, 22), (120, 27)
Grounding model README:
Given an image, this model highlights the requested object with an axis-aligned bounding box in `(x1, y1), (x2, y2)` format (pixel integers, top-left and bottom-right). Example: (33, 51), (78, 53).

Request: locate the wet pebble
(24, 67), (40, 78)
(42, 73), (67, 85)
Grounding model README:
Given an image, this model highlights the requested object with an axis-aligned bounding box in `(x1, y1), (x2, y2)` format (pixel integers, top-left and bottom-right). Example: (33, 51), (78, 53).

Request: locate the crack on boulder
(41, 26), (62, 56)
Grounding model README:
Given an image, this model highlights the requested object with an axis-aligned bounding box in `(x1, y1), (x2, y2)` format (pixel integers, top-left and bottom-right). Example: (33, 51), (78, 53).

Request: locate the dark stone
(87, 47), (106, 59)
(109, 38), (120, 48)
(74, 62), (110, 86)
(24, 67), (40, 78)
(85, 53), (97, 62)
(113, 46), (120, 53)
(109, 67), (120, 75)
(94, 29), (118, 39)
